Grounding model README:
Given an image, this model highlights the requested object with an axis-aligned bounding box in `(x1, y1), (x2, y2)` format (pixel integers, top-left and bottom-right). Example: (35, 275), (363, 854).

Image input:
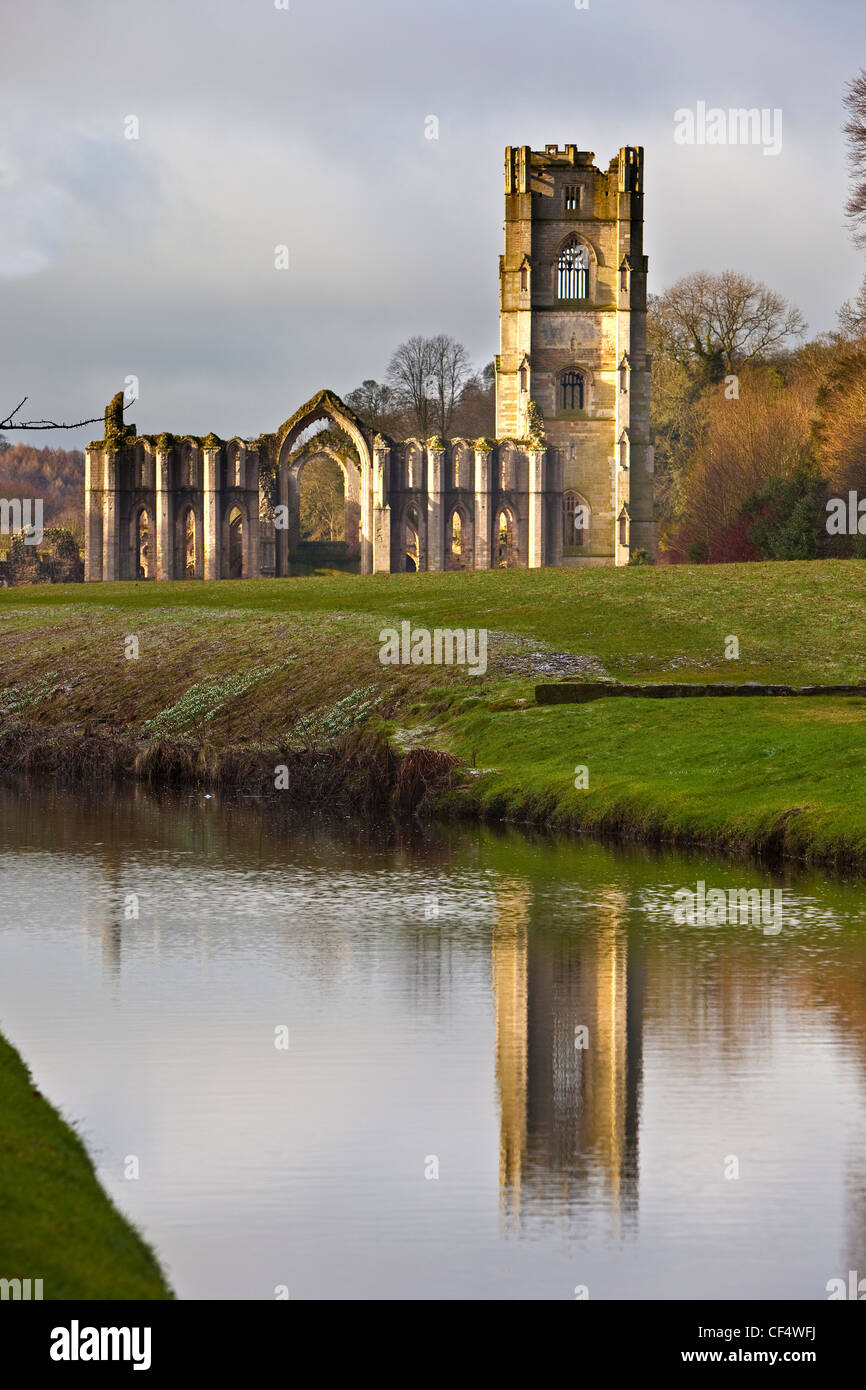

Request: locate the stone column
(373, 442), (391, 572)
(344, 458), (361, 553)
(276, 464), (289, 577)
(155, 446), (172, 580)
(203, 446), (221, 580)
(245, 450), (261, 578)
(84, 448), (102, 581)
(527, 448), (546, 569)
(426, 444), (445, 572)
(473, 444), (493, 570)
(287, 470), (300, 559)
(101, 450), (119, 581)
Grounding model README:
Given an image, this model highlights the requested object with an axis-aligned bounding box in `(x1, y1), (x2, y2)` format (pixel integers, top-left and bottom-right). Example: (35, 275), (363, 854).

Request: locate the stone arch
(225, 504), (244, 579)
(494, 504), (518, 568)
(225, 438), (246, 489)
(131, 504), (152, 580)
(407, 441), (425, 490)
(180, 439), (200, 489)
(289, 436), (361, 556)
(275, 389), (374, 574)
(176, 502), (202, 578)
(447, 502), (473, 571)
(450, 439), (472, 490)
(130, 440), (148, 491)
(403, 501), (421, 573)
(497, 442), (518, 493)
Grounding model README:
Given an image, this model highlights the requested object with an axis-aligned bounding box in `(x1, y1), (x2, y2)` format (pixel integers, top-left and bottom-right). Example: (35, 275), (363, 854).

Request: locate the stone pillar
(245, 451), (261, 578)
(101, 450), (119, 581)
(373, 443), (391, 572)
(276, 464), (289, 576)
(426, 445), (445, 572)
(155, 447), (172, 581)
(528, 448), (545, 569)
(203, 446), (221, 580)
(287, 470), (300, 558)
(344, 458), (361, 553)
(243, 503), (259, 578)
(84, 448), (102, 581)
(473, 445), (492, 569)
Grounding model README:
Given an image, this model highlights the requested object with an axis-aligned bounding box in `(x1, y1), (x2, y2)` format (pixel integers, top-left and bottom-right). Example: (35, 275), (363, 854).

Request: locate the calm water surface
(1, 783), (865, 1300)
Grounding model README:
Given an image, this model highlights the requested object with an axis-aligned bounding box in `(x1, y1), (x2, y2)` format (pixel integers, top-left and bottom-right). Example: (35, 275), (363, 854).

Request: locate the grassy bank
(0, 1033), (171, 1299)
(1, 561), (866, 868)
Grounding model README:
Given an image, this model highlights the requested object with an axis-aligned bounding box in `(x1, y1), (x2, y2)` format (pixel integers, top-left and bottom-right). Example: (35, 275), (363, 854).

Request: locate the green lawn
(1, 560), (865, 865)
(0, 1034), (172, 1299)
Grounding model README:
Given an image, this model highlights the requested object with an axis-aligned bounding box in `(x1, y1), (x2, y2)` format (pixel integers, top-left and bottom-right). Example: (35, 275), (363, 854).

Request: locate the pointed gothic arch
(275, 389), (375, 575)
(553, 232), (598, 301)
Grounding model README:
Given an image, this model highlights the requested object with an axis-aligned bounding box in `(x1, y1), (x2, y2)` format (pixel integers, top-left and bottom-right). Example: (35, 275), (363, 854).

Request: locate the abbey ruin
(84, 143), (655, 581)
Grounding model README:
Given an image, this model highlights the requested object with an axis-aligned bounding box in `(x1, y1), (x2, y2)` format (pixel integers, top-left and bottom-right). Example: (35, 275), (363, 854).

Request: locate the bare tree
(427, 334), (472, 436)
(299, 455), (346, 542)
(1, 391), (135, 433)
(0, 396), (124, 432)
(344, 379), (396, 434)
(650, 270), (806, 381)
(839, 272), (866, 336)
(844, 68), (866, 248)
(385, 334), (474, 438)
(386, 336), (435, 438)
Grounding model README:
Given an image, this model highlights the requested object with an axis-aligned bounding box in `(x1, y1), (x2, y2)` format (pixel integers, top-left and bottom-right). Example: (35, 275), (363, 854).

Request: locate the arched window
(181, 443), (193, 487)
(228, 506), (243, 579)
(453, 445), (465, 490)
(618, 507), (629, 548)
(499, 446), (514, 492)
(557, 237), (589, 300)
(133, 445), (146, 489)
(183, 508), (196, 578)
(560, 370), (585, 412)
(405, 504), (420, 572)
(563, 492), (589, 547)
(135, 509), (150, 580)
(227, 444), (243, 489)
(496, 508), (516, 567)
(451, 510), (462, 560)
(406, 446), (420, 490)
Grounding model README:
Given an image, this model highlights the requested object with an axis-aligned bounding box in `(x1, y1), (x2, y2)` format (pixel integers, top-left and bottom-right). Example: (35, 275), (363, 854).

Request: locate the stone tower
(495, 144), (655, 564)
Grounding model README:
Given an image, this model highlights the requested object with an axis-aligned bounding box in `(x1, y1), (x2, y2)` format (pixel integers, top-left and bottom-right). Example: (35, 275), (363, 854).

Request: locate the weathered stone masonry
(84, 143), (655, 581)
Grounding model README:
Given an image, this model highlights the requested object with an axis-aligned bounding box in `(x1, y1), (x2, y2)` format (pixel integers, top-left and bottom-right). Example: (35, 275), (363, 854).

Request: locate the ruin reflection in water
(1, 781), (865, 1298)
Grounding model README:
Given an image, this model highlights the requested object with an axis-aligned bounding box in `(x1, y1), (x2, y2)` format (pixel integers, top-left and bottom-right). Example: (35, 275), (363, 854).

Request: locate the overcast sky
(1, 0), (864, 448)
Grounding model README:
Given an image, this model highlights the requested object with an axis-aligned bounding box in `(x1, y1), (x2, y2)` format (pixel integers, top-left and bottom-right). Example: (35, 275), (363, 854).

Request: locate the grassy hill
(0, 1033), (171, 1299)
(1, 560), (866, 867)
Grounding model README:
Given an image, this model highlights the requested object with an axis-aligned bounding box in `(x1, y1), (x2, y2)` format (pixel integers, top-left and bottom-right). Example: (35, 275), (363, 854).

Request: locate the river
(1, 782), (864, 1299)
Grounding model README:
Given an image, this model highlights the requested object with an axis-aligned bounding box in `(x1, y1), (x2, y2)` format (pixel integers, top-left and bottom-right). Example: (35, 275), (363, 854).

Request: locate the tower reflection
(493, 881), (645, 1234)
